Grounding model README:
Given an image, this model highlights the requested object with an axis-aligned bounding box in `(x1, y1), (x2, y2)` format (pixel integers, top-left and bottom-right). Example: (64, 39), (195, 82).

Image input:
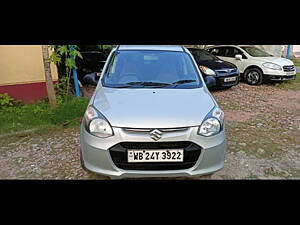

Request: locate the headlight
(212, 107), (224, 123)
(84, 106), (114, 138)
(263, 62), (281, 70)
(199, 66), (216, 76)
(89, 118), (113, 138)
(198, 107), (224, 137)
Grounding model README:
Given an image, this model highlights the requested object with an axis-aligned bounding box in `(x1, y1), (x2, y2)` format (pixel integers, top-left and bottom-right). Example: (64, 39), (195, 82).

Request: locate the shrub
(0, 93), (22, 108)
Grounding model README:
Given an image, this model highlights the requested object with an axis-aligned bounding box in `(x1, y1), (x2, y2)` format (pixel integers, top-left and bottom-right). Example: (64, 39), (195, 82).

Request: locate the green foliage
(0, 93), (22, 108)
(49, 45), (82, 73)
(49, 51), (61, 65)
(48, 45), (111, 100)
(54, 76), (68, 99)
(0, 97), (90, 135)
(48, 45), (84, 99)
(98, 45), (114, 50)
(65, 57), (77, 70)
(292, 58), (300, 67)
(0, 93), (14, 107)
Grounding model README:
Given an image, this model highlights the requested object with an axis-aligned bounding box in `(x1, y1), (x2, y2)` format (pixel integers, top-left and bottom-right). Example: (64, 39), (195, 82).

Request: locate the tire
(244, 68), (263, 85)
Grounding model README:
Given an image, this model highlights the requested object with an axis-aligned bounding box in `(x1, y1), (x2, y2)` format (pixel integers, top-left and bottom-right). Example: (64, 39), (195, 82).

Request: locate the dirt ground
(0, 82), (299, 180)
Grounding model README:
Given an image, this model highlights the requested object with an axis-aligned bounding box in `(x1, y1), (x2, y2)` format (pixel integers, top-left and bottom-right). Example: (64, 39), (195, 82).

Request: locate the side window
(224, 47), (234, 58)
(191, 50), (201, 63)
(224, 47), (244, 58)
(209, 47), (226, 57)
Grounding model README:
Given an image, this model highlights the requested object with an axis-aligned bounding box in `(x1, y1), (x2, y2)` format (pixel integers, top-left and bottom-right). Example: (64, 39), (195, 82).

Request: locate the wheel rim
(247, 71), (260, 84)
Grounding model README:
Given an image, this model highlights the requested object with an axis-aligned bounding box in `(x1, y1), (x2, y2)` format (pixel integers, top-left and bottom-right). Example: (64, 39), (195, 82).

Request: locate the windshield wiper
(125, 82), (171, 87)
(121, 80), (197, 88)
(171, 80), (197, 85)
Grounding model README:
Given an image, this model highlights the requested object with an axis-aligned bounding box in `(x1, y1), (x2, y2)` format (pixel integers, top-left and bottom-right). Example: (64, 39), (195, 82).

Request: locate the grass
(246, 175), (259, 179)
(0, 97), (89, 136)
(273, 73), (300, 91)
(292, 58), (300, 66)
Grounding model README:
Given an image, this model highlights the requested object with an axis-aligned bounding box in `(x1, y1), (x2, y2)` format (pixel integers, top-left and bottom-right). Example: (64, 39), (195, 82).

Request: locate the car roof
(117, 45), (185, 52)
(187, 47), (205, 51)
(207, 45), (251, 48)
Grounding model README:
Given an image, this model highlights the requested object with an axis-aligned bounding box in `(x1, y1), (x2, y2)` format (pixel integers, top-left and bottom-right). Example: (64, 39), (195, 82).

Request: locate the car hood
(93, 86), (216, 128)
(198, 59), (237, 70)
(254, 57), (294, 66)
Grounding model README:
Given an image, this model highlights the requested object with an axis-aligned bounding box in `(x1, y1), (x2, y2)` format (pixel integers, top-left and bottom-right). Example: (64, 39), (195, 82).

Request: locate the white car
(206, 45), (296, 85)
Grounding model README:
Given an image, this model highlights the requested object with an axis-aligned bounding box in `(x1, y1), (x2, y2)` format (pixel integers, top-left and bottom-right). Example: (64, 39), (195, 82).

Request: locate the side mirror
(83, 72), (99, 86)
(205, 76), (216, 88)
(235, 54), (242, 60)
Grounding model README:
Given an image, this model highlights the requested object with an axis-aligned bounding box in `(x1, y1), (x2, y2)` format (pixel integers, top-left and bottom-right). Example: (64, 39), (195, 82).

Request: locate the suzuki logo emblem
(150, 129), (162, 141)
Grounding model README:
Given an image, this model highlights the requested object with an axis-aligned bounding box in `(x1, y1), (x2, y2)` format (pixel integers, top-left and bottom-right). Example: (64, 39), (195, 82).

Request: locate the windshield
(241, 46), (272, 57)
(190, 49), (219, 62)
(102, 50), (202, 89)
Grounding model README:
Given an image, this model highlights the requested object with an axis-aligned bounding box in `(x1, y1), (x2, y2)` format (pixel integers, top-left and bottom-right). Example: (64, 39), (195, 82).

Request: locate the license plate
(224, 77), (236, 82)
(128, 149), (184, 163)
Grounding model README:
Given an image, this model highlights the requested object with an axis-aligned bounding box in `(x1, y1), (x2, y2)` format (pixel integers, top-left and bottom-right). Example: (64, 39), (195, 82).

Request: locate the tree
(42, 45), (57, 108)
(49, 45), (82, 97)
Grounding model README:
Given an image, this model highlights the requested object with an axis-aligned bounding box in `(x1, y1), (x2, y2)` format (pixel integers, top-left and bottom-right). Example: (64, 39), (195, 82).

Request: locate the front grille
(120, 142), (191, 149)
(109, 141), (202, 171)
(283, 65), (295, 72)
(123, 127), (188, 133)
(215, 68), (238, 74)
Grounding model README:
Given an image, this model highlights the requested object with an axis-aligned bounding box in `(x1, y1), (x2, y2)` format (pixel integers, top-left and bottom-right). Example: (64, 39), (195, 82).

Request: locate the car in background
(188, 48), (240, 89)
(206, 45), (296, 85)
(76, 45), (111, 84)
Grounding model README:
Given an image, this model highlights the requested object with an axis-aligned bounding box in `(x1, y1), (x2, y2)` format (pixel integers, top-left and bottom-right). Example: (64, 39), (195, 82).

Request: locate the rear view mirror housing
(235, 54), (242, 60)
(82, 72), (100, 86)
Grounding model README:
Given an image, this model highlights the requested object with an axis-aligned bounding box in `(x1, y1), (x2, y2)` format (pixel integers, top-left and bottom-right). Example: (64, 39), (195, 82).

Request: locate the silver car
(80, 45), (227, 179)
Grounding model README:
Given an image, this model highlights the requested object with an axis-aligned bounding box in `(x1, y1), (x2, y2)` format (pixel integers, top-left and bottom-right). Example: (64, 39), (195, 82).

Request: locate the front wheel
(244, 68), (263, 85)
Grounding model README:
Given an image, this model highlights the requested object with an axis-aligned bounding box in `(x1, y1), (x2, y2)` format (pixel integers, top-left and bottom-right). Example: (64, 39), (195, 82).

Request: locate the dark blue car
(188, 48), (240, 89)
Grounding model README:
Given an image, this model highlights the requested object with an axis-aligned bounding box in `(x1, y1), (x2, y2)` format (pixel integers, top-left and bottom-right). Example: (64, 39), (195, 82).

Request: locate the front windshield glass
(241, 46), (272, 57)
(190, 49), (219, 61)
(102, 50), (202, 89)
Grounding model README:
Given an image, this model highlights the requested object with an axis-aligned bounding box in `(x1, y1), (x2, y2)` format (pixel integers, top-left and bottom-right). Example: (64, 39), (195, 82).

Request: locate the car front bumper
(216, 75), (240, 88)
(80, 124), (227, 179)
(264, 74), (296, 82)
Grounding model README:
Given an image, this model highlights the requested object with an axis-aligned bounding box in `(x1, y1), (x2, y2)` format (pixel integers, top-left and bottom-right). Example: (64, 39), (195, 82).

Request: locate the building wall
(293, 45), (300, 57)
(0, 45), (58, 103)
(282, 45), (300, 58)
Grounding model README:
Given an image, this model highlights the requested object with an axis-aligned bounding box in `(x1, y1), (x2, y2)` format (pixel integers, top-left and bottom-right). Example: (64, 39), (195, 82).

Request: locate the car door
(222, 47), (246, 72)
(209, 47), (246, 72)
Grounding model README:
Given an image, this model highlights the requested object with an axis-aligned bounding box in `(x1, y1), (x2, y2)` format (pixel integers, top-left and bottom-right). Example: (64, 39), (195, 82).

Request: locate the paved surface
(0, 82), (299, 180)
